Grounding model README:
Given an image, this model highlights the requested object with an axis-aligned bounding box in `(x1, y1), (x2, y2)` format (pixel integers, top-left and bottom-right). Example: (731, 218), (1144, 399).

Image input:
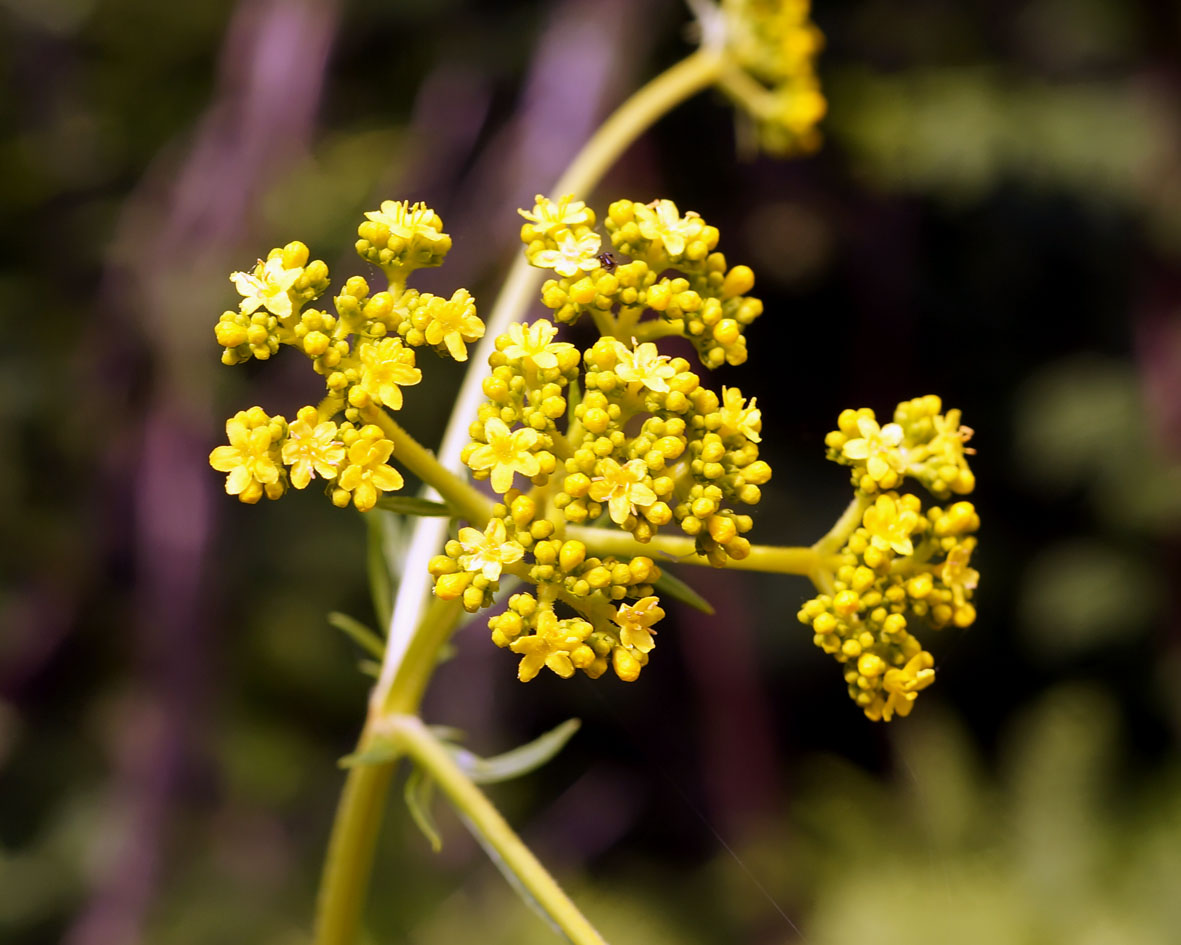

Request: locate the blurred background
(3, 0), (1181, 942)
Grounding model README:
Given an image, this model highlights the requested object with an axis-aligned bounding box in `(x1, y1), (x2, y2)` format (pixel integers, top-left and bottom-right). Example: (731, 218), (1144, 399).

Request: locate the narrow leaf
(653, 566), (715, 614)
(404, 767), (443, 852)
(339, 737), (400, 768)
(365, 512), (393, 628)
(328, 611), (386, 660)
(374, 495), (453, 517)
(447, 719), (581, 784)
(357, 659), (381, 679)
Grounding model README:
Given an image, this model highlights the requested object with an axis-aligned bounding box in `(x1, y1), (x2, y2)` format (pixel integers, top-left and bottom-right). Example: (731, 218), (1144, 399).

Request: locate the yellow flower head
(940, 542), (980, 607)
(862, 493), (919, 556)
(209, 407), (285, 503)
(530, 229), (602, 278)
(364, 200), (448, 248)
(466, 417), (541, 493)
(281, 405), (345, 489)
(842, 416), (905, 482)
(230, 255), (301, 318)
(633, 199), (702, 258)
(612, 596), (664, 654)
(880, 650), (936, 721)
(424, 288), (484, 362)
(456, 517), (525, 582)
(518, 194), (593, 235)
(589, 458), (657, 526)
(718, 386), (762, 443)
(611, 339), (675, 393)
(502, 320), (574, 371)
(357, 338), (422, 410)
(335, 425), (404, 511)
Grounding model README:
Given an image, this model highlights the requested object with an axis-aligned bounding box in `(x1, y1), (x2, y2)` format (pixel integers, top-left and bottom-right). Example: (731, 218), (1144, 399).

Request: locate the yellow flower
(880, 650), (935, 721)
(940, 543), (980, 607)
(466, 417), (541, 493)
(230, 256), (301, 318)
(612, 596), (664, 654)
(424, 288), (484, 361)
(611, 339), (675, 393)
(502, 320), (573, 371)
(336, 425), (404, 511)
(862, 493), (919, 556)
(364, 200), (448, 249)
(842, 416), (905, 482)
(509, 610), (591, 681)
(633, 199), (701, 257)
(589, 458), (657, 525)
(718, 386), (762, 443)
(518, 194), (592, 234)
(456, 517), (525, 582)
(281, 406), (344, 489)
(530, 229), (602, 278)
(209, 408), (283, 503)
(358, 338), (422, 410)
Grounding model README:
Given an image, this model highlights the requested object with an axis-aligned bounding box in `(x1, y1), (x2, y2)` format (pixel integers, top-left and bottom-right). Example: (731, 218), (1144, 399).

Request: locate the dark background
(3, 1), (1181, 943)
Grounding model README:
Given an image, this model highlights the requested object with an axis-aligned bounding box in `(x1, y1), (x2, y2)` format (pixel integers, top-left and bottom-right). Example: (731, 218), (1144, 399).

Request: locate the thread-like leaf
(327, 611), (386, 660)
(653, 566), (715, 614)
(404, 767), (443, 852)
(446, 719), (581, 784)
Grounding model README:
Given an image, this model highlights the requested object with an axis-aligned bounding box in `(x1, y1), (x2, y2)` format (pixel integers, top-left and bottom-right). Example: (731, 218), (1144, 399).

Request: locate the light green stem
(387, 715), (608, 945)
(314, 46), (727, 945)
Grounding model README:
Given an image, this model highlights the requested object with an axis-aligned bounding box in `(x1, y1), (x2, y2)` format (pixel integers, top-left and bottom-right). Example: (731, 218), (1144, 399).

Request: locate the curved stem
(381, 45), (726, 710)
(388, 715), (608, 945)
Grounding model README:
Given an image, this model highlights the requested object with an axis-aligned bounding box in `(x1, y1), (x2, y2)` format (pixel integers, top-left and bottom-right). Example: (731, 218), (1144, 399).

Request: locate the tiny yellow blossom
(842, 416), (905, 482)
(940, 543), (980, 607)
(424, 288), (483, 361)
(364, 200), (448, 247)
(336, 425), (404, 511)
(718, 386), (762, 442)
(518, 194), (593, 234)
(531, 229), (602, 278)
(589, 458), (658, 526)
(633, 199), (700, 257)
(509, 610), (590, 681)
(230, 256), (301, 318)
(880, 651), (936, 721)
(611, 339), (675, 393)
(502, 320), (574, 371)
(467, 417), (542, 493)
(456, 517), (525, 582)
(612, 596), (664, 654)
(358, 338), (422, 410)
(862, 493), (919, 556)
(281, 405), (344, 489)
(209, 408), (283, 503)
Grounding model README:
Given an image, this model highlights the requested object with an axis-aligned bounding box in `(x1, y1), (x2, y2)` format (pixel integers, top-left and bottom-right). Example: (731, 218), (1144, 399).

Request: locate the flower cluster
(825, 395), (976, 497)
(437, 195), (773, 682)
(525, 196), (763, 370)
(720, 0), (827, 155)
(209, 202), (483, 509)
(800, 397), (980, 721)
(428, 490), (662, 683)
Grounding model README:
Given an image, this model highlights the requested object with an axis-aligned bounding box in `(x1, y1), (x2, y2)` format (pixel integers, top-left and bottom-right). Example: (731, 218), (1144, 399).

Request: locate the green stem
(361, 406), (494, 526)
(314, 45), (728, 945)
(388, 716), (608, 945)
(565, 525), (823, 576)
(314, 755), (396, 945)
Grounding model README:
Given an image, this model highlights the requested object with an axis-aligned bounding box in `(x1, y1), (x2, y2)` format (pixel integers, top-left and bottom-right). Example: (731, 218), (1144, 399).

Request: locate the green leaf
(327, 611), (386, 660)
(404, 767), (443, 852)
(364, 512), (393, 628)
(446, 719), (581, 784)
(374, 495), (453, 517)
(357, 659), (382, 679)
(339, 737), (400, 768)
(653, 566), (715, 614)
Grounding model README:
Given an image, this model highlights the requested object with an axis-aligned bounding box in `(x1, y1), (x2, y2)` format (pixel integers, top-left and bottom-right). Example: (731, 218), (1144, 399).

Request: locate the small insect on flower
(597, 252), (617, 272)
